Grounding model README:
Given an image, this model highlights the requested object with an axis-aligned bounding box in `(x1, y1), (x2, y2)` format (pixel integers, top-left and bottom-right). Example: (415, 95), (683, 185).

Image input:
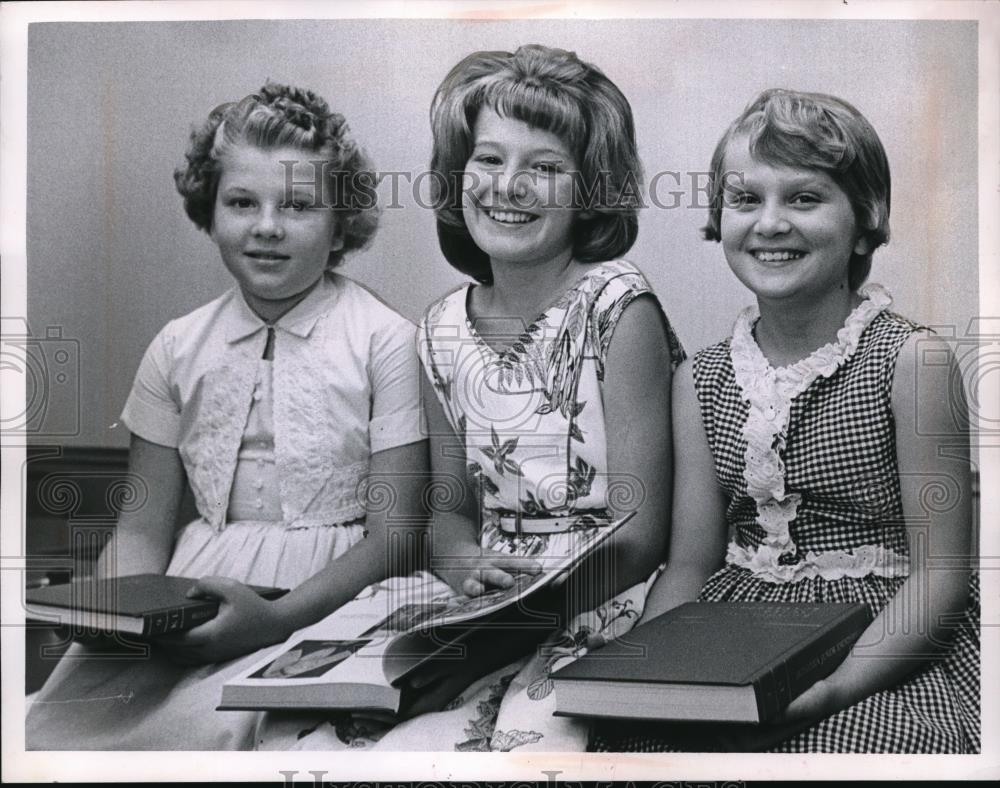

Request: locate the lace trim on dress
(179, 336), (373, 531)
(727, 284), (894, 579)
(727, 542), (910, 584)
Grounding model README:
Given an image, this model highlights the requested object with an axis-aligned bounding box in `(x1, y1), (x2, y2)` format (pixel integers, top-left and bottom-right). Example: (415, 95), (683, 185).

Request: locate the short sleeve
(591, 268), (686, 378)
(368, 318), (426, 454)
(415, 293), (464, 436)
(120, 326), (182, 447)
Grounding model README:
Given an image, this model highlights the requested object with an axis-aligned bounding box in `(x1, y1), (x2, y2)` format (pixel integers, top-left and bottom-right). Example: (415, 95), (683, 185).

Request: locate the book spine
(142, 602), (218, 636)
(755, 659), (791, 722)
(754, 607), (870, 722)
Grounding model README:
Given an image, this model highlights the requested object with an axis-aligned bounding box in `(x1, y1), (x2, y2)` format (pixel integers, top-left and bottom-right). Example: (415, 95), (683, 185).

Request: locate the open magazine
(219, 512), (633, 715)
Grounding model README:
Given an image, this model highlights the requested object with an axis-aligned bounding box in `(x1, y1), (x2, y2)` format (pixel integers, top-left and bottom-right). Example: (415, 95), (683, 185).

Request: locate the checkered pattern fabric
(695, 311), (922, 558)
(589, 311), (980, 753)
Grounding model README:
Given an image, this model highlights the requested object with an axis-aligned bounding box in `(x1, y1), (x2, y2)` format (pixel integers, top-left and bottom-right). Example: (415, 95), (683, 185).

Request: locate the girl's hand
(675, 680), (842, 752)
(773, 677), (844, 725)
(398, 662), (475, 720)
(436, 549), (543, 597)
(155, 576), (289, 665)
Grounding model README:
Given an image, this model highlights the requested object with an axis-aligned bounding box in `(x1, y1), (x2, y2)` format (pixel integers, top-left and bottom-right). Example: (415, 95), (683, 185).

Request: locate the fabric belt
(495, 511), (609, 535)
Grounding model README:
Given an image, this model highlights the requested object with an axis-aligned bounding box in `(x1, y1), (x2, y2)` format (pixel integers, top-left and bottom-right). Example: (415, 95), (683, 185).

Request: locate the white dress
(25, 273), (424, 750)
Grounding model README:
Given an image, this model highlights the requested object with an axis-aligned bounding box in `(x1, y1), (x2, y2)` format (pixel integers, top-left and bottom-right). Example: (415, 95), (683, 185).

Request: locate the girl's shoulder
(846, 286), (927, 356)
(419, 281), (472, 333)
(150, 287), (246, 355)
(583, 258), (656, 316)
(849, 307), (929, 368)
(692, 335), (733, 364)
(853, 308), (933, 393)
(584, 259), (687, 372)
(691, 336), (734, 384)
(587, 258), (652, 294)
(327, 273), (414, 333)
(866, 308), (928, 341)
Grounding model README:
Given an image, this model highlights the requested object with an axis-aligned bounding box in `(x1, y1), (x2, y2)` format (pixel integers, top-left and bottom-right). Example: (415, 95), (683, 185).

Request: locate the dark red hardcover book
(551, 601), (871, 723)
(25, 574), (288, 637)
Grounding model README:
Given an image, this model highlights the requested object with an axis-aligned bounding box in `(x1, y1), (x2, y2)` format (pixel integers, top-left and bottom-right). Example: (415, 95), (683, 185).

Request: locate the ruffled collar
(728, 284), (892, 561)
(731, 283), (893, 395)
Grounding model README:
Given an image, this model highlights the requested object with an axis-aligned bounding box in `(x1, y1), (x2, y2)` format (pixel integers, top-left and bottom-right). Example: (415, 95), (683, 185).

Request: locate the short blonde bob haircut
(704, 89), (891, 291)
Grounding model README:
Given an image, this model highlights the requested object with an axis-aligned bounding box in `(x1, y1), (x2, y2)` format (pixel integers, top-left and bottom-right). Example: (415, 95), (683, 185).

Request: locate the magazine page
(227, 516), (632, 698)
(409, 513), (634, 631)
(223, 573), (454, 700)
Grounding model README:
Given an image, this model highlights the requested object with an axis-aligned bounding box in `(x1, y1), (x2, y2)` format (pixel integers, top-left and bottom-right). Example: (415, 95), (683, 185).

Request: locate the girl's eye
(725, 190), (757, 209)
(229, 197), (255, 209)
(282, 200), (309, 212)
(791, 193), (820, 206)
(534, 161), (562, 175)
(473, 154), (502, 167)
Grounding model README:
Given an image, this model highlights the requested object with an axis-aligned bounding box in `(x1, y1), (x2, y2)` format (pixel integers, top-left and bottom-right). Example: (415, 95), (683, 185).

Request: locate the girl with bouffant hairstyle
(376, 44), (684, 752)
(27, 82), (428, 751)
(429, 44), (644, 284)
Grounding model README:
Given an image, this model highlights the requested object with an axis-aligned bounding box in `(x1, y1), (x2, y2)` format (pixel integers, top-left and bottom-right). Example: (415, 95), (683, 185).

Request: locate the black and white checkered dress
(591, 299), (980, 753)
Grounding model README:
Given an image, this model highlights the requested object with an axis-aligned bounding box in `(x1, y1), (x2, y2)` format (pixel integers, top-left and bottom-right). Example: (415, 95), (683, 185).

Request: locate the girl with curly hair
(26, 82), (429, 750)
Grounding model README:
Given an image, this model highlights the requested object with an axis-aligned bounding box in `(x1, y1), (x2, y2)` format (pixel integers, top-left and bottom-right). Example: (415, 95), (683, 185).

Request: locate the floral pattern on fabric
(420, 260), (685, 522)
(414, 261), (684, 751)
(455, 672), (520, 752)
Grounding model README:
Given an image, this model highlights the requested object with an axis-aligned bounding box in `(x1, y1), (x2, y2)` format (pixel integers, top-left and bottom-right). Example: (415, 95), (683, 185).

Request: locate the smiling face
(720, 137), (870, 305)
(462, 108), (578, 271)
(211, 143), (342, 322)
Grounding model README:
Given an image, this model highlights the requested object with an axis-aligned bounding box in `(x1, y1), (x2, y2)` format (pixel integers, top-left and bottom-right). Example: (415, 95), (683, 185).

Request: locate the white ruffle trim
(727, 541), (910, 584)
(729, 284), (892, 574)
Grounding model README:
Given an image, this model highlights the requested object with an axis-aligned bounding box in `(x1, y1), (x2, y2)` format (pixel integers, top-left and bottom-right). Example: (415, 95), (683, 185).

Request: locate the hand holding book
(220, 514), (636, 715)
(433, 544), (544, 598)
(155, 576), (293, 666)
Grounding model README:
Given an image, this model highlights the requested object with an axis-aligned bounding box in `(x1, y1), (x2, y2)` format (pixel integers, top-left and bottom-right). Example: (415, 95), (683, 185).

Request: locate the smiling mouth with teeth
(487, 208), (537, 224)
(754, 250), (805, 262)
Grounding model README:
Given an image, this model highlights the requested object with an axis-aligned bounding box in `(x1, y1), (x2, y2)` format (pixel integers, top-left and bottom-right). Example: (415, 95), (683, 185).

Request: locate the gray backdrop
(26, 19), (978, 447)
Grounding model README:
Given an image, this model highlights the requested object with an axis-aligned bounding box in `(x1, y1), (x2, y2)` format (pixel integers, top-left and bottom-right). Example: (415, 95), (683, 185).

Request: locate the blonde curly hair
(174, 82), (379, 269)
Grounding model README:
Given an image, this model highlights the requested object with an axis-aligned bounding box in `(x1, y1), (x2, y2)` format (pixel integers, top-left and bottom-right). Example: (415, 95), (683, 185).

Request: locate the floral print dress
(267, 260), (685, 751)
(420, 259), (684, 751)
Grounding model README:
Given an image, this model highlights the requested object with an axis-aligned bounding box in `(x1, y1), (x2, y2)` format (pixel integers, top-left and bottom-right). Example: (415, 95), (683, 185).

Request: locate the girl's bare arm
(95, 434), (184, 580)
(638, 356), (728, 623)
(782, 332), (973, 722)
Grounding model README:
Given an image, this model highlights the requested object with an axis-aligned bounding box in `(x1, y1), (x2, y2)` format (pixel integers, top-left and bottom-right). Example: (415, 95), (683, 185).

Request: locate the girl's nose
(253, 208), (285, 239)
(754, 201), (791, 236)
(497, 166), (530, 205)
